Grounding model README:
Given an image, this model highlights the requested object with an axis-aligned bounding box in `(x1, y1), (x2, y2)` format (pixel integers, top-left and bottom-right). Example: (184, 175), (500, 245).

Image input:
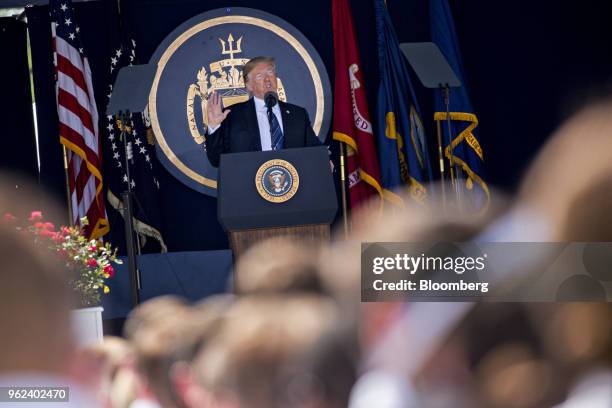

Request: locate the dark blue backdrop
(8, 0), (612, 252)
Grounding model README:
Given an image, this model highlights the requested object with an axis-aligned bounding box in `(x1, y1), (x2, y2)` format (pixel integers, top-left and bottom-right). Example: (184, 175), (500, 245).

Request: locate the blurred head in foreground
(125, 294), (236, 408)
(0, 176), (73, 375)
(73, 336), (137, 408)
(234, 237), (329, 296)
(520, 97), (612, 240)
(124, 295), (192, 408)
(0, 222), (73, 374)
(194, 295), (345, 408)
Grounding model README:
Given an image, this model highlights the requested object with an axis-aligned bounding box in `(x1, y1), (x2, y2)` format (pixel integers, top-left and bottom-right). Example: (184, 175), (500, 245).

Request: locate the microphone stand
(118, 110), (141, 306)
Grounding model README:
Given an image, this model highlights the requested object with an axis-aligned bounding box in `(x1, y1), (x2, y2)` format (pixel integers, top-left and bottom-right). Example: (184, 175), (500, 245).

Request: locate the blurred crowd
(1, 98), (612, 407)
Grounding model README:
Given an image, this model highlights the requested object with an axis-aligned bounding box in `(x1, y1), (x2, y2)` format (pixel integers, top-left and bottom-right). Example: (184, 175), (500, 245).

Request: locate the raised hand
(207, 91), (231, 129)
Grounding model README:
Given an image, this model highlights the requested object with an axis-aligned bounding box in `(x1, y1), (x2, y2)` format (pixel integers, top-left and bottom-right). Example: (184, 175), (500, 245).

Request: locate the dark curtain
(0, 18), (37, 181)
(26, 7), (65, 206)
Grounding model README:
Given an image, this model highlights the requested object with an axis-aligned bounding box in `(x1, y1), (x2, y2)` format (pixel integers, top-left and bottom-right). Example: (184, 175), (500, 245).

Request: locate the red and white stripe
(52, 23), (108, 239)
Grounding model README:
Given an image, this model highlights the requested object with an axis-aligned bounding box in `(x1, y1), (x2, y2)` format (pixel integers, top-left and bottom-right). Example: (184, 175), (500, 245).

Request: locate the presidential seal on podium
(255, 159), (300, 203)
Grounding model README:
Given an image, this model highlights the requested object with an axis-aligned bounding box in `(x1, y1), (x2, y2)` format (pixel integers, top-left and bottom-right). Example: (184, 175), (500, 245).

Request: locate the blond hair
(195, 295), (338, 407)
(243, 56), (275, 83)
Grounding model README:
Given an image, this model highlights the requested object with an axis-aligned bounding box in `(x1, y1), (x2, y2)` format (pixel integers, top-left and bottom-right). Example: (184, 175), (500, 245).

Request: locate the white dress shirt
(253, 96), (284, 150)
(208, 96), (284, 151)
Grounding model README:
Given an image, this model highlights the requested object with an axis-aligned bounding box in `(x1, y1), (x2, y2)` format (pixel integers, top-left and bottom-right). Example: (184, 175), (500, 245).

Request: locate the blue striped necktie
(267, 106), (284, 150)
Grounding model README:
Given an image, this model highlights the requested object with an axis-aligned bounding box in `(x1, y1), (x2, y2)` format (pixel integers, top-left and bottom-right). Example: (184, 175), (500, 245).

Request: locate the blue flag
(431, 0), (489, 211)
(374, 0), (431, 206)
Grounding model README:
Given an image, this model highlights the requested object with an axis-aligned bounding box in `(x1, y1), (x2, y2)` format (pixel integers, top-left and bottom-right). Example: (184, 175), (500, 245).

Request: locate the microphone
(264, 91), (278, 109)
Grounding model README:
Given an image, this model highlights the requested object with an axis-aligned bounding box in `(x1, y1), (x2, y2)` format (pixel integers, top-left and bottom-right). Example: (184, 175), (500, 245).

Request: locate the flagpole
(339, 142), (349, 239)
(443, 85), (462, 211)
(435, 119), (447, 210)
(61, 145), (74, 226)
(119, 111), (142, 306)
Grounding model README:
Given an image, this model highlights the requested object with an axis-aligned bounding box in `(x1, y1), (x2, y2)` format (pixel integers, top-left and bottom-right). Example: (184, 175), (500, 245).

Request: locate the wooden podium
(217, 146), (338, 259)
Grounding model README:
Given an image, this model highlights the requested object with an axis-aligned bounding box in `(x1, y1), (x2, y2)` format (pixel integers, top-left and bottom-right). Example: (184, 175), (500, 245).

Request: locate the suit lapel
(246, 98), (262, 151)
(279, 101), (293, 149)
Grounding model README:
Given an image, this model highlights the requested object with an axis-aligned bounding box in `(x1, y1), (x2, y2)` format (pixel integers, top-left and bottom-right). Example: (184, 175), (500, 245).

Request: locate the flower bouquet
(4, 211), (122, 308)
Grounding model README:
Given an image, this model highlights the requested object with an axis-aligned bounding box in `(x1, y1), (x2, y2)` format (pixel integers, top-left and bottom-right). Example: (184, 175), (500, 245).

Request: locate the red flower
(2, 213), (16, 223)
(39, 229), (55, 238)
(87, 258), (98, 267)
(61, 227), (71, 236)
(43, 222), (55, 231)
(51, 232), (64, 243)
(88, 245), (97, 252)
(28, 211), (43, 222)
(34, 222), (44, 229)
(104, 264), (115, 278)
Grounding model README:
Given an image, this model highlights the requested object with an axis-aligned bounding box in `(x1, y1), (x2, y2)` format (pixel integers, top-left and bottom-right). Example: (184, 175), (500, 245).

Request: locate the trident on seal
(219, 33), (243, 60)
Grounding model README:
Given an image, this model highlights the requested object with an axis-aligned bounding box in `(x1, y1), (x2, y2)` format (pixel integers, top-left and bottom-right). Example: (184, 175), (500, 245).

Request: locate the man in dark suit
(205, 56), (322, 167)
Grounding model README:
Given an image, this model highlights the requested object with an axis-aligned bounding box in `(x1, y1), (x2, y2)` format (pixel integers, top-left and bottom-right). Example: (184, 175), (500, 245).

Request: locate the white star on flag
(113, 152), (120, 160)
(134, 138), (142, 146)
(140, 147), (146, 154)
(107, 123), (113, 131)
(130, 180), (136, 188)
(68, 33), (75, 40)
(116, 49), (123, 57)
(123, 174), (129, 183)
(145, 155), (151, 162)
(60, 3), (67, 11)
(64, 18), (71, 26)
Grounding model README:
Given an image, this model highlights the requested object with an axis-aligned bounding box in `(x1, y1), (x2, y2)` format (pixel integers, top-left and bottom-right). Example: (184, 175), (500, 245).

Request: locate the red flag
(51, 0), (109, 239)
(332, 0), (383, 209)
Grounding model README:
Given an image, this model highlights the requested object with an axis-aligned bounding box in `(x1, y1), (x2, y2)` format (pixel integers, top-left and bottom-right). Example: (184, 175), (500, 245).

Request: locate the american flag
(51, 0), (109, 239)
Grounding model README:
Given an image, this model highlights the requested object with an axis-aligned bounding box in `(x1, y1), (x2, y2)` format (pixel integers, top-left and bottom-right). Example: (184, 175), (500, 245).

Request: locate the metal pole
(435, 119), (447, 211)
(122, 191), (140, 306)
(61, 145), (74, 226)
(119, 110), (141, 306)
(443, 85), (462, 211)
(339, 142), (349, 239)
(126, 116), (142, 255)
